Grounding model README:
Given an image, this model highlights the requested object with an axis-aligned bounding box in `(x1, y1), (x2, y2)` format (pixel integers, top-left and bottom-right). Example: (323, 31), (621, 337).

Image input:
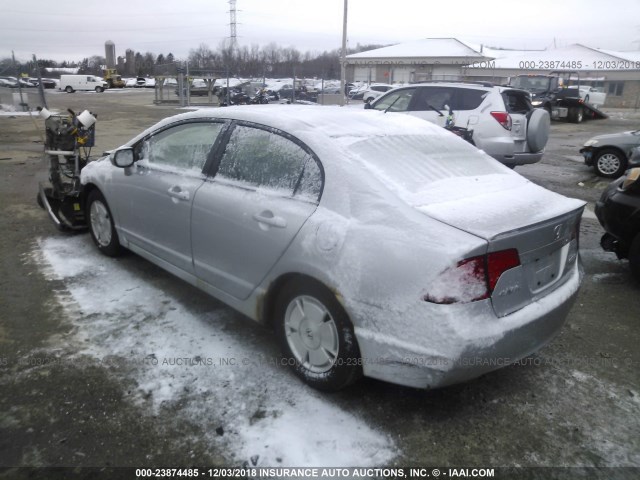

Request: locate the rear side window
(411, 87), (487, 112)
(455, 88), (488, 110)
(216, 125), (322, 202)
(502, 91), (532, 114)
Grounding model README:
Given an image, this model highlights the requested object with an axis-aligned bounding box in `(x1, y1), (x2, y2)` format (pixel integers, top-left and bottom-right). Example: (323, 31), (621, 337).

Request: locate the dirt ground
(0, 90), (639, 478)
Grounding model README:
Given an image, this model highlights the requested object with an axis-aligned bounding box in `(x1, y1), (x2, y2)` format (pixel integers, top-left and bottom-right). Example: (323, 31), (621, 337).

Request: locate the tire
(86, 189), (122, 257)
(274, 279), (362, 391)
(526, 108), (550, 152)
(629, 234), (640, 282)
(594, 148), (627, 178)
(365, 97), (374, 104)
(95, 86), (104, 93)
(65, 86), (73, 93)
(569, 107), (584, 123)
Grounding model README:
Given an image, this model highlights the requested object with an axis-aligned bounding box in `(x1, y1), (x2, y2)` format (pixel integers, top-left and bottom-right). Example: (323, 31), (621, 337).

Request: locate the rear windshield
(346, 134), (503, 196)
(502, 90), (532, 114)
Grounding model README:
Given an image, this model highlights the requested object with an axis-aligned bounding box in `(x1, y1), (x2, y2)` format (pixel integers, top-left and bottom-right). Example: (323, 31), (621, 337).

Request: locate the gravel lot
(1, 90), (639, 478)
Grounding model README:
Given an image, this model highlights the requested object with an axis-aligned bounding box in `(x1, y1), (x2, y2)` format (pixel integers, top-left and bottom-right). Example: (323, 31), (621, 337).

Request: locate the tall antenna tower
(229, 0), (238, 50)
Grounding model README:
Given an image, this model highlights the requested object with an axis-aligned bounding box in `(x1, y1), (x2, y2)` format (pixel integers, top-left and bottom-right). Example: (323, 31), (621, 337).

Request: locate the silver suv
(366, 82), (550, 167)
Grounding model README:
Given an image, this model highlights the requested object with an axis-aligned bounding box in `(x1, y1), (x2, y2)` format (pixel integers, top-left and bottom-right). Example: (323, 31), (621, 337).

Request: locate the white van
(59, 75), (108, 93)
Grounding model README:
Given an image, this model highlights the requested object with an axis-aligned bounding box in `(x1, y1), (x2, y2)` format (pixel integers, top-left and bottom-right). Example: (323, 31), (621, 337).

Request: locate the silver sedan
(81, 105), (585, 391)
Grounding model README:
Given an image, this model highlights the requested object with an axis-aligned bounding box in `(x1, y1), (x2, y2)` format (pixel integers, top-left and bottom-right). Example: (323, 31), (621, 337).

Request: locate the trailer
(510, 71), (607, 123)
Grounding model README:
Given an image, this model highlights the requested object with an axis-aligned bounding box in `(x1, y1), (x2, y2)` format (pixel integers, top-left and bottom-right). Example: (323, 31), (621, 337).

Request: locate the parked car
(361, 83), (394, 103)
(366, 82), (550, 167)
(0, 77), (36, 88)
(578, 86), (606, 107)
(81, 106), (584, 391)
(580, 129), (640, 178)
(348, 84), (370, 100)
(36, 78), (57, 89)
(0, 77), (17, 87)
(595, 165), (640, 281)
(134, 77), (156, 88)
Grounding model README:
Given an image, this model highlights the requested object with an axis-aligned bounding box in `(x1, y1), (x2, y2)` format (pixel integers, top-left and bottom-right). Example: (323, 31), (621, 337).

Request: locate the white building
(345, 39), (640, 108)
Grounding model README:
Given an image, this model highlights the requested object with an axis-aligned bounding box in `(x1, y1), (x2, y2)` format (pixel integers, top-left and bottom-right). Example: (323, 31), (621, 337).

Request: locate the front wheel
(95, 86), (104, 93)
(274, 279), (362, 391)
(65, 86), (73, 93)
(594, 148), (627, 178)
(86, 189), (122, 257)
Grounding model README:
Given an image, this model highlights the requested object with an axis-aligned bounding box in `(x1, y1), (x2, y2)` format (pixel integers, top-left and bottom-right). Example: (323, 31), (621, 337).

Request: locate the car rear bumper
(489, 150), (544, 165)
(480, 138), (543, 165)
(353, 261), (582, 389)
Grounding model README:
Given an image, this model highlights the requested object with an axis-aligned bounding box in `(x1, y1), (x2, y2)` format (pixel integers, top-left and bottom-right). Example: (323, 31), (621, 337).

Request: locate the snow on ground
(32, 235), (396, 467)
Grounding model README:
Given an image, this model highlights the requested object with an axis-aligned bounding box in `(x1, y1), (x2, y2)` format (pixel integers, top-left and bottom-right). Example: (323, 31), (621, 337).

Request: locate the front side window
(216, 125), (322, 202)
(140, 122), (223, 171)
(411, 87), (455, 112)
(372, 88), (416, 112)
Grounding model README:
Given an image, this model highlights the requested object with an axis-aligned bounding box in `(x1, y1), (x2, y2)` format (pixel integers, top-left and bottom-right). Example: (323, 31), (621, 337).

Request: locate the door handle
(252, 211), (287, 228)
(167, 186), (190, 201)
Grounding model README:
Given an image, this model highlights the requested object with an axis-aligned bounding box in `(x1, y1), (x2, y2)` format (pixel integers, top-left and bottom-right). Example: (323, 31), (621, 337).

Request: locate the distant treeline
(2, 42), (387, 78)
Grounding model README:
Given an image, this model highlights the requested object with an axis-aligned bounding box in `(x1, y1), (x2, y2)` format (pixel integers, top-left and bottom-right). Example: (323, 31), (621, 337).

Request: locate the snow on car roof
(124, 104), (449, 150)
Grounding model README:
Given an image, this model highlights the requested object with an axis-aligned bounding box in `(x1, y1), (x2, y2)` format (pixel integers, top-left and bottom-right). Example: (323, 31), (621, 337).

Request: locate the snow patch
(32, 235), (396, 467)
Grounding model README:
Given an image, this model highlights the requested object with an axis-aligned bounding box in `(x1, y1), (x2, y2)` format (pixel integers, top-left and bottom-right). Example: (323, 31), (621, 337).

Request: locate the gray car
(81, 105), (584, 391)
(580, 129), (640, 178)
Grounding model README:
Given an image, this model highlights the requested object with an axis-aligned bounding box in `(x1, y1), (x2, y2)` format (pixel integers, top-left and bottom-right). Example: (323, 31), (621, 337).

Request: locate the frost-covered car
(366, 82), (550, 167)
(580, 129), (640, 178)
(81, 106), (584, 391)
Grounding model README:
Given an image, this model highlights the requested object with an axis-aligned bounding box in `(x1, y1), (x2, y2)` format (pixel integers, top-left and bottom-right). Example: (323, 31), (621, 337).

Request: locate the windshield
(511, 76), (550, 93)
(346, 134), (504, 201)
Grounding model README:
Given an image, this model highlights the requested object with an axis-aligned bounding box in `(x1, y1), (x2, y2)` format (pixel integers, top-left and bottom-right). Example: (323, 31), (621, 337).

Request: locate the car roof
(122, 105), (449, 153)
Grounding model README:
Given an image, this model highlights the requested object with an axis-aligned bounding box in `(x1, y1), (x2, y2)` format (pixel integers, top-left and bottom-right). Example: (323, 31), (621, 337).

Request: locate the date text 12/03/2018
(518, 60), (640, 70)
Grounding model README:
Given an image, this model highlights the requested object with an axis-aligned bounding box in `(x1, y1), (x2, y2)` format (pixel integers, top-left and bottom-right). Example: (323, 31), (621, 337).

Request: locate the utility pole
(340, 0), (348, 106)
(12, 51), (25, 110)
(33, 54), (47, 109)
(227, 0), (238, 106)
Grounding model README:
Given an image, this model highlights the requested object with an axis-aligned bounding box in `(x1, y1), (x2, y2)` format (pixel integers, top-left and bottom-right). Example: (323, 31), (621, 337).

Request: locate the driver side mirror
(111, 148), (134, 168)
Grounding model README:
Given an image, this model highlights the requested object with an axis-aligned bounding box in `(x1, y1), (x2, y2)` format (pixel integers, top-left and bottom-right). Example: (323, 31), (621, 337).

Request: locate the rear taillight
(490, 111), (512, 130)
(487, 249), (520, 291)
(424, 249), (520, 304)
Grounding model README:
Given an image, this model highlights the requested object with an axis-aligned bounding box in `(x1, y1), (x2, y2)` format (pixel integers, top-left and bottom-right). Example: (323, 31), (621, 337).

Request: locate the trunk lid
(413, 174), (585, 316)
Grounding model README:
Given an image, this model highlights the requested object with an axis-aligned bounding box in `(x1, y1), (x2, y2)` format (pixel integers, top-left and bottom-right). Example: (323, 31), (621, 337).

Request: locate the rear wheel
(274, 279), (362, 391)
(570, 107), (584, 123)
(594, 148), (627, 178)
(86, 189), (122, 257)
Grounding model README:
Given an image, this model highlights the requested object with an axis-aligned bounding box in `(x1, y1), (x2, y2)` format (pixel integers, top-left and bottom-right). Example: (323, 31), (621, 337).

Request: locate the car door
(110, 121), (225, 273)
(191, 123), (323, 299)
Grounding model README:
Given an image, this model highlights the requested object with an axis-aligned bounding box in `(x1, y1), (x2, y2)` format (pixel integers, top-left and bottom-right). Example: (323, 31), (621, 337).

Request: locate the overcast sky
(3, 0), (640, 63)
